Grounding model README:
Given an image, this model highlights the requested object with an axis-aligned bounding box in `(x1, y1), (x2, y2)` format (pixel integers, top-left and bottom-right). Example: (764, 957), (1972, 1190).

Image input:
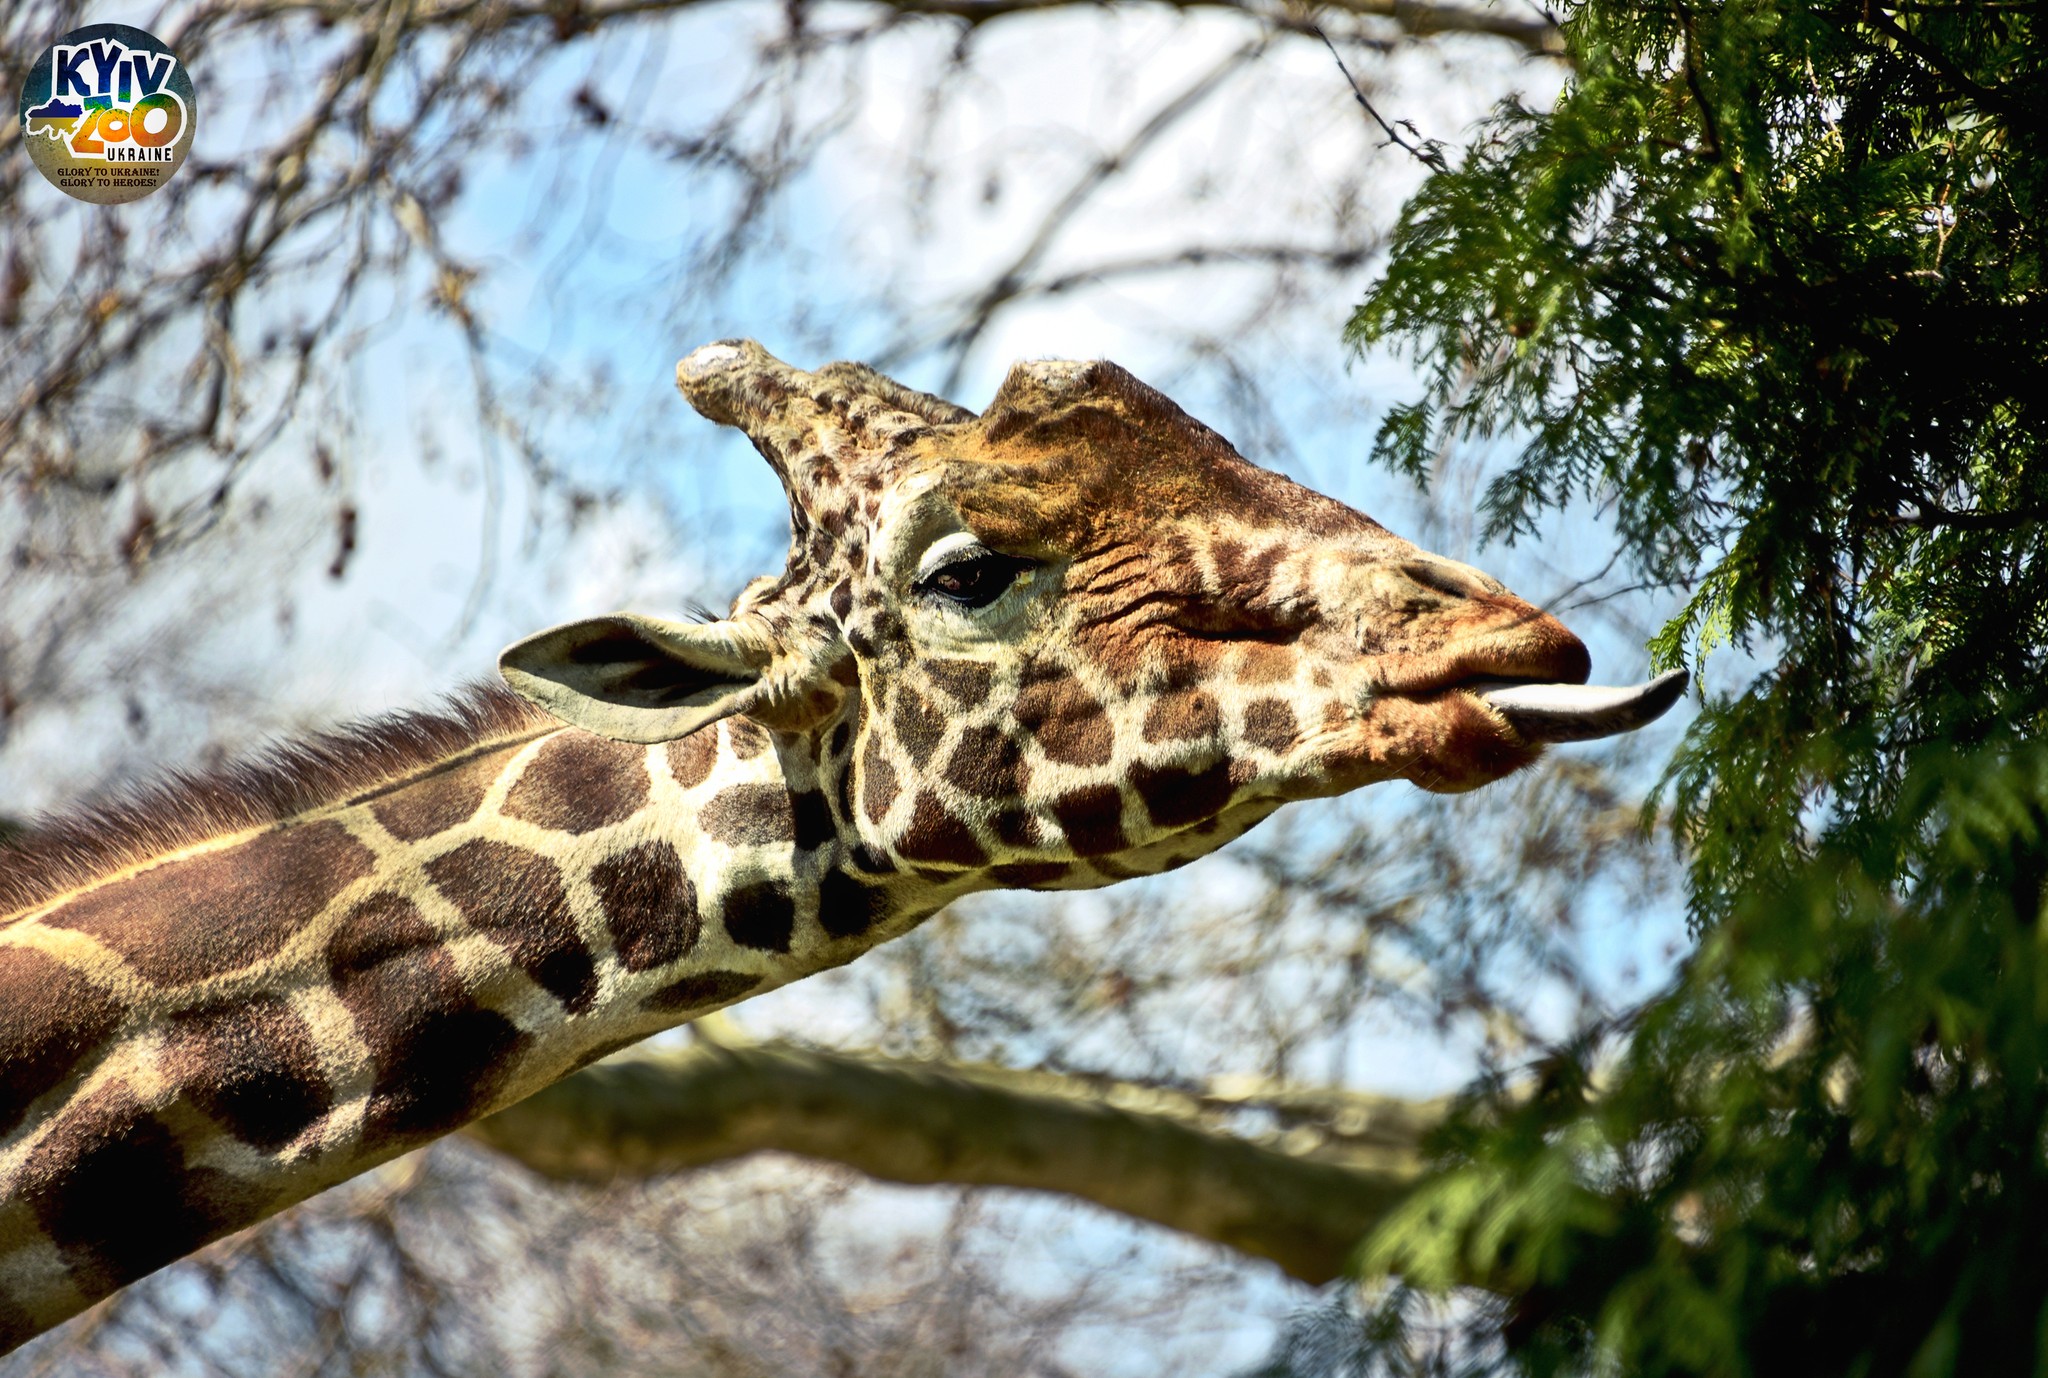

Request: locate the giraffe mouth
(1461, 670), (1690, 744)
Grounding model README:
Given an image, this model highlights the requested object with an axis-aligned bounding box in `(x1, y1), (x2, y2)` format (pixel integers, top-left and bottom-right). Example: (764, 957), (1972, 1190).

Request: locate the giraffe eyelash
(914, 531), (995, 583)
(915, 546), (1038, 611)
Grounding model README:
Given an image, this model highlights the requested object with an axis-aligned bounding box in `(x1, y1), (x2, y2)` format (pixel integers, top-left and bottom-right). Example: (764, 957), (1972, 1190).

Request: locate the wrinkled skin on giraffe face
(503, 341), (1669, 889)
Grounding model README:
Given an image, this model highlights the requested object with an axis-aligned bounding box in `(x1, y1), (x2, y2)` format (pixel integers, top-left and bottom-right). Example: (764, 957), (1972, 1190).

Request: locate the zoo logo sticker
(18, 23), (195, 205)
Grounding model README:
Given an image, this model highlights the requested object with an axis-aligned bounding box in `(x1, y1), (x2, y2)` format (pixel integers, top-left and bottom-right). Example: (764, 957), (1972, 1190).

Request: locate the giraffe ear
(499, 614), (768, 744)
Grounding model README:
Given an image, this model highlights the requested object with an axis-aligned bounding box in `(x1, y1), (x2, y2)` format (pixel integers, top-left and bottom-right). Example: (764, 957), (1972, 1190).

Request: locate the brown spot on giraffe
(992, 807), (1042, 849)
(1013, 664), (1113, 767)
(16, 1088), (248, 1298)
(426, 840), (599, 1015)
(163, 996), (332, 1152)
(944, 725), (1030, 799)
(1050, 785), (1127, 856)
(15, 1089), (199, 1294)
(45, 820), (373, 985)
(1143, 688), (1222, 743)
(1238, 642), (1298, 686)
(925, 658), (993, 707)
(1242, 698), (1298, 752)
(1210, 537), (1287, 601)
(861, 734), (900, 824)
(720, 880), (797, 952)
(326, 890), (528, 1141)
(895, 792), (988, 867)
(0, 949), (127, 1138)
(588, 841), (700, 971)
(989, 861), (1071, 888)
(370, 744), (518, 841)
(1130, 761), (1236, 830)
(667, 731), (717, 789)
(501, 733), (648, 834)
(789, 790), (834, 850)
(892, 683), (947, 766)
(699, 783), (797, 845)
(727, 719), (770, 760)
(644, 970), (764, 1013)
(818, 868), (891, 939)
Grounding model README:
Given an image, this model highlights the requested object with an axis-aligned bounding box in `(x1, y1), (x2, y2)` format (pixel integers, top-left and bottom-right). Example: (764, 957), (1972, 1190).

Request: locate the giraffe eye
(917, 551), (1035, 610)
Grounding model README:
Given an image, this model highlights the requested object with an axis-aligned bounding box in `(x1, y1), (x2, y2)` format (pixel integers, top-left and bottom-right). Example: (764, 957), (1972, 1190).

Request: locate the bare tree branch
(468, 1029), (1445, 1284)
(187, 0), (1563, 53)
(894, 37), (1271, 389)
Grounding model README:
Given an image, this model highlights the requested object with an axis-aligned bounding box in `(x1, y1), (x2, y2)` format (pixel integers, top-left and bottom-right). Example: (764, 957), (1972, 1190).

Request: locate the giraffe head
(502, 341), (1682, 888)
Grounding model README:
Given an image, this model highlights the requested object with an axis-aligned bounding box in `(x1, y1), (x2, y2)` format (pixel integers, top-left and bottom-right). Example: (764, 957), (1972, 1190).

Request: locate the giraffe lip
(1463, 669), (1690, 743)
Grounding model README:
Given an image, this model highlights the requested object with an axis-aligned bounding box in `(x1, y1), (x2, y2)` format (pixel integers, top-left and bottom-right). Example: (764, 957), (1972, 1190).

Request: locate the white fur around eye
(916, 531), (990, 583)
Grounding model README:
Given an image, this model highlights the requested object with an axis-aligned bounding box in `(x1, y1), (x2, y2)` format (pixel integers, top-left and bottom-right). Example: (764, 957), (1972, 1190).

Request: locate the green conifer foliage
(1345, 4), (2046, 1373)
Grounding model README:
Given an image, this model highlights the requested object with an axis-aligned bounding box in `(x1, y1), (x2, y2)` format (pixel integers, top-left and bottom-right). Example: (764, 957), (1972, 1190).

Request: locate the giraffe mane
(0, 682), (555, 921)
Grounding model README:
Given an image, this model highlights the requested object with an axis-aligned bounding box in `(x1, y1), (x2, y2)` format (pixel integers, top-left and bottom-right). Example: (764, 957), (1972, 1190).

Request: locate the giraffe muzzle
(1473, 669), (1690, 743)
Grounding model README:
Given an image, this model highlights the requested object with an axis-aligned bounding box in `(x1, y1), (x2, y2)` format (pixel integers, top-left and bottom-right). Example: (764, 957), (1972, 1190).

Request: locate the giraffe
(0, 339), (1684, 1350)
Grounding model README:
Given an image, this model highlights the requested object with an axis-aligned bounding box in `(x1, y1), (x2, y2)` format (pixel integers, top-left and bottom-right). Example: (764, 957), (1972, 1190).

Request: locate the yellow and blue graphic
(19, 23), (195, 204)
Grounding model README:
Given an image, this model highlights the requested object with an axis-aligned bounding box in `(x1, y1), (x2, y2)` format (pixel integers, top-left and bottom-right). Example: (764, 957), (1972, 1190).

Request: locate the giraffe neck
(0, 708), (954, 1349)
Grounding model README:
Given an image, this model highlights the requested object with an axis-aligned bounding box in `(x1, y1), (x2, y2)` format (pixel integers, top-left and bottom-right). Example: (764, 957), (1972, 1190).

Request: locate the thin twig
(1310, 19), (1447, 172)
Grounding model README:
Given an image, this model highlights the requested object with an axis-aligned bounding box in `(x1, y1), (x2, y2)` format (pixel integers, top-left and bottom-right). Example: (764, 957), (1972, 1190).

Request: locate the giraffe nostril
(1400, 560), (1491, 601)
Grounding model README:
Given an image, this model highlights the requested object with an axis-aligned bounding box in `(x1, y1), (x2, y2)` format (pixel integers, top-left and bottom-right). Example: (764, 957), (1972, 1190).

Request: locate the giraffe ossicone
(0, 340), (1681, 1351)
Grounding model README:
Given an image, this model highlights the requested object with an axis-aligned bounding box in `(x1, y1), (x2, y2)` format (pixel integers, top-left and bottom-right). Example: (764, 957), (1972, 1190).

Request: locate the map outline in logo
(18, 22), (196, 205)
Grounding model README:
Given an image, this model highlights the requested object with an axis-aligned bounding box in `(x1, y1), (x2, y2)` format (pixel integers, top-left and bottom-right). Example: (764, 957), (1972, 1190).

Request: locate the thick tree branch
(1892, 500), (2048, 531)
(1857, 6), (2031, 129)
(468, 1033), (1444, 1284)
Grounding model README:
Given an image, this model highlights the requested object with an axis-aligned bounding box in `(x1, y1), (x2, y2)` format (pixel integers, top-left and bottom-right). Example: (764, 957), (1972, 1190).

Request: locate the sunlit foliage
(1345, 3), (2048, 1373)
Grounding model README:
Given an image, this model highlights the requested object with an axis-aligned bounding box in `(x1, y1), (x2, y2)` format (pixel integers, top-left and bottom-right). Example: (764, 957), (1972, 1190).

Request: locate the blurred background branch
(471, 1020), (1443, 1285)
